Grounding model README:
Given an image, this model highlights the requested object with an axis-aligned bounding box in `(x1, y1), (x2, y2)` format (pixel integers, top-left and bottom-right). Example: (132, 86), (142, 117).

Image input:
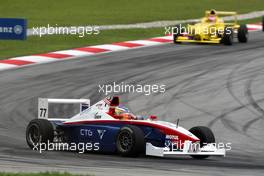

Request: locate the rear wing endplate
(38, 98), (90, 119)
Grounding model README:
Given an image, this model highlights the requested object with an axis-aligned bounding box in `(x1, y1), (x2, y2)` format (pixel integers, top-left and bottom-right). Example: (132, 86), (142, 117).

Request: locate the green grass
(237, 17), (263, 24)
(1, 0), (264, 27)
(0, 28), (163, 59)
(0, 172), (92, 176)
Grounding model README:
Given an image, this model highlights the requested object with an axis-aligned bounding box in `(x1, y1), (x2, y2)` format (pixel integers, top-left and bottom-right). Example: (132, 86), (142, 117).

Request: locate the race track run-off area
(0, 31), (264, 175)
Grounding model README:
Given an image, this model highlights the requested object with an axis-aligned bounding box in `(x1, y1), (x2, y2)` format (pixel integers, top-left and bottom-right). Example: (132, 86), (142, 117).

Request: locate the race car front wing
(146, 141), (226, 157)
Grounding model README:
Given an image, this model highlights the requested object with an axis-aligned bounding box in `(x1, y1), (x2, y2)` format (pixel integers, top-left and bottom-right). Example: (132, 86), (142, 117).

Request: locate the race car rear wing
(38, 98), (90, 119)
(205, 11), (237, 16)
(205, 10), (238, 24)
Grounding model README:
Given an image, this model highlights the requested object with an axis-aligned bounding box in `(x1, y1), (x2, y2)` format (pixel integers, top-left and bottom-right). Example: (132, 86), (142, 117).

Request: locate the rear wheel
(189, 126), (215, 159)
(173, 25), (182, 44)
(237, 24), (248, 43)
(116, 125), (145, 157)
(221, 27), (233, 45)
(262, 16), (264, 32)
(26, 119), (54, 150)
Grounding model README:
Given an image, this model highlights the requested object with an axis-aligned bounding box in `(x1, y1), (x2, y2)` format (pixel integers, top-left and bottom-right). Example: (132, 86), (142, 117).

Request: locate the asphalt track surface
(0, 32), (264, 176)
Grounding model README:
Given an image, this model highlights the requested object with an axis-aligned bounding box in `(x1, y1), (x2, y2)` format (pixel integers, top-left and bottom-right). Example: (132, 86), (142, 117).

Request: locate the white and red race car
(26, 96), (225, 159)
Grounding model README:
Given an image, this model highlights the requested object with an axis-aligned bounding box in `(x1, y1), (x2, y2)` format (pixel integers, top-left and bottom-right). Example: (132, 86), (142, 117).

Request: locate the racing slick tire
(221, 27), (233, 45)
(262, 16), (264, 32)
(237, 24), (248, 43)
(173, 25), (182, 44)
(189, 126), (215, 159)
(116, 125), (145, 157)
(26, 119), (54, 150)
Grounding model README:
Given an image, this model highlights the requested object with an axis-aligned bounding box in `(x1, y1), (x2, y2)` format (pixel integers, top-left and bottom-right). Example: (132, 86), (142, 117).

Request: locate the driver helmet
(208, 9), (217, 22)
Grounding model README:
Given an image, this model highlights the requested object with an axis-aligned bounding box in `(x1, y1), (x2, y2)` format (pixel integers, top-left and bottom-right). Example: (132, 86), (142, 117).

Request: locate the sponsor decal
(166, 135), (179, 140)
(80, 129), (93, 137)
(94, 112), (101, 119)
(14, 25), (23, 35)
(0, 27), (12, 33)
(97, 129), (106, 140)
(0, 18), (27, 40)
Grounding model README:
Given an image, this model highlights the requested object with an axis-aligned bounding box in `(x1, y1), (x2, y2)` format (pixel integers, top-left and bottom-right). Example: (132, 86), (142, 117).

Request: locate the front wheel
(26, 119), (54, 150)
(116, 125), (145, 157)
(221, 27), (233, 45)
(173, 25), (182, 44)
(189, 126), (215, 159)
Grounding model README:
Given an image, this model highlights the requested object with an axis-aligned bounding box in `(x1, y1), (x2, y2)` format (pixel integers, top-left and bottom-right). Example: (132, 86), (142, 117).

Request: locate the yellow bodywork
(175, 10), (240, 44)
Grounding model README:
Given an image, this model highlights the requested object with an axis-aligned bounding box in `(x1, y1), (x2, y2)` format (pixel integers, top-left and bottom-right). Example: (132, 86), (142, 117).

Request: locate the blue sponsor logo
(0, 18), (27, 40)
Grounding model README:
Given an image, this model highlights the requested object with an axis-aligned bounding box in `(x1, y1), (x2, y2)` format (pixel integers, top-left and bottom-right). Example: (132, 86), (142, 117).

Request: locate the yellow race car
(173, 10), (248, 45)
